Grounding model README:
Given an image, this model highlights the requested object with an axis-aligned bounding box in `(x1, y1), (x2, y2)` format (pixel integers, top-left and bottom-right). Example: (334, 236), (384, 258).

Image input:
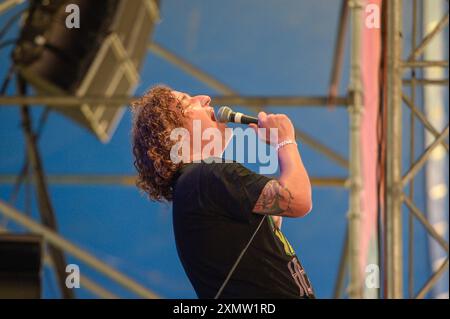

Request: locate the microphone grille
(217, 106), (232, 123)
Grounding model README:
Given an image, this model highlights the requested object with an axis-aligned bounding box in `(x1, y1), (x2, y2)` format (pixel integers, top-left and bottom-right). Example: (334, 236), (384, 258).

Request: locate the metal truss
(385, 0), (449, 299)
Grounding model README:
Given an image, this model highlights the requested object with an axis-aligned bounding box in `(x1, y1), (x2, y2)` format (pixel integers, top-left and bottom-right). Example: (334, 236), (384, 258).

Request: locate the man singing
(131, 85), (315, 298)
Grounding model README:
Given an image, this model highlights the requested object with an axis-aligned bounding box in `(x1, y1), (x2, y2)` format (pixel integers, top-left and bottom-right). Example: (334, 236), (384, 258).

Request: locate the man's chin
(216, 122), (227, 131)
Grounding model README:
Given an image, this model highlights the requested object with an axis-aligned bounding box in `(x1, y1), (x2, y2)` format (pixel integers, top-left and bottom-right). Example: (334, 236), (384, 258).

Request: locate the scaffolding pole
(0, 95), (348, 108)
(18, 77), (74, 299)
(0, 174), (348, 188)
(407, 0), (418, 298)
(385, 0), (403, 299)
(347, 0), (363, 299)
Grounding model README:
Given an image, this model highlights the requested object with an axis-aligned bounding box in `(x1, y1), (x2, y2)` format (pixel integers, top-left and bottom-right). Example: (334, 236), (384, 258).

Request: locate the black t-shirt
(172, 159), (315, 299)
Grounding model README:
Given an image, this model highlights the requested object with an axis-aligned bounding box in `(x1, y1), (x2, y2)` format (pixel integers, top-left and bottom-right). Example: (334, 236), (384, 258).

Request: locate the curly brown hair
(131, 85), (185, 202)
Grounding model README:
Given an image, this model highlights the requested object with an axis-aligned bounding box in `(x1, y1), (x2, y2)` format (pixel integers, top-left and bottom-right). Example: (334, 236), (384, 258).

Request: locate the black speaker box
(0, 234), (43, 299)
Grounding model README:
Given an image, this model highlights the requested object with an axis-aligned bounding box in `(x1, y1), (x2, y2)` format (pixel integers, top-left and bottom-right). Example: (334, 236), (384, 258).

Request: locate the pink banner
(359, 0), (382, 286)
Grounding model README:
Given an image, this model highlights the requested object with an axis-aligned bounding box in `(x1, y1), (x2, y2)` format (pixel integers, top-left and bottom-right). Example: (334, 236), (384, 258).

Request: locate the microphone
(216, 106), (258, 125)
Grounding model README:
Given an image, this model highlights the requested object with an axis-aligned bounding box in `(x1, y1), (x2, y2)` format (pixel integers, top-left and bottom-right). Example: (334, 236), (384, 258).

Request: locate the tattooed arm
(253, 175), (311, 218)
(251, 113), (313, 218)
(253, 180), (294, 215)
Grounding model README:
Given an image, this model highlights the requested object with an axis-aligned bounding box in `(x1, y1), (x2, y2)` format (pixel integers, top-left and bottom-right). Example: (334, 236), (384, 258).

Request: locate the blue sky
(0, 0), (447, 298)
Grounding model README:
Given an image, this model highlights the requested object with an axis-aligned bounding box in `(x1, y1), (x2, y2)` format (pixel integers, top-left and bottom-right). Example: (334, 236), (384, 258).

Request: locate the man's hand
(249, 112), (296, 146)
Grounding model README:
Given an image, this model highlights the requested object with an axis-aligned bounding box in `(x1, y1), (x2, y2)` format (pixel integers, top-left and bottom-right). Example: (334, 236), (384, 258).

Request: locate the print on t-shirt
(268, 216), (315, 296)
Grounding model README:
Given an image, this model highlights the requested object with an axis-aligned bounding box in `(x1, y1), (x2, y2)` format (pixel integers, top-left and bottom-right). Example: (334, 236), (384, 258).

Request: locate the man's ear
(183, 108), (194, 118)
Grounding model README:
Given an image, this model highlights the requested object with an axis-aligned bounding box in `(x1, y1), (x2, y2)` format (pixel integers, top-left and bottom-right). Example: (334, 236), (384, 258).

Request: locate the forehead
(171, 90), (187, 100)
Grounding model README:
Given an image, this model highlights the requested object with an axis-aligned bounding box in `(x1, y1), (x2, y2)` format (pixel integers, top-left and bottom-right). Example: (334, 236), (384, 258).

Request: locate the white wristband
(276, 139), (297, 151)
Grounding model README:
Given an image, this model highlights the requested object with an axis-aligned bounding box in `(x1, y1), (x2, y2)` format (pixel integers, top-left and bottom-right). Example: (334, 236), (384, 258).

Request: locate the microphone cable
(214, 215), (267, 299)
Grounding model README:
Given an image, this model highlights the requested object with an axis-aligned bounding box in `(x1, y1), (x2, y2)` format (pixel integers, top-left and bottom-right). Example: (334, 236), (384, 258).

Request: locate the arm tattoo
(253, 180), (294, 215)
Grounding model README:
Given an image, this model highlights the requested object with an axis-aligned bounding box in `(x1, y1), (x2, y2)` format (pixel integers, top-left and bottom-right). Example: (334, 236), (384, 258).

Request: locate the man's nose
(194, 95), (211, 107)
